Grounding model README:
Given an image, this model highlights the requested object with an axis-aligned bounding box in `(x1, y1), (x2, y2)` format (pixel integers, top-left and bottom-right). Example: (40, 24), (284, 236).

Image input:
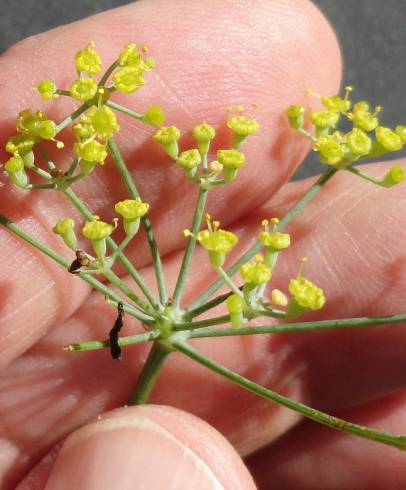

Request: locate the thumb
(41, 405), (256, 490)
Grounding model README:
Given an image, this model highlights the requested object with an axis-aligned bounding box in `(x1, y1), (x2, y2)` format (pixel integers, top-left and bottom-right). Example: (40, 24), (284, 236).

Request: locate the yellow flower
(226, 293), (246, 328)
(53, 218), (77, 250)
(240, 255), (271, 285)
(176, 149), (201, 170)
(75, 42), (102, 74)
(193, 214), (238, 268)
(36, 80), (58, 100)
(153, 126), (181, 159)
(69, 78), (98, 101)
(315, 134), (346, 166)
(259, 219), (290, 250)
(375, 127), (403, 152)
(115, 198), (150, 219)
(113, 66), (145, 94)
(288, 258), (325, 311)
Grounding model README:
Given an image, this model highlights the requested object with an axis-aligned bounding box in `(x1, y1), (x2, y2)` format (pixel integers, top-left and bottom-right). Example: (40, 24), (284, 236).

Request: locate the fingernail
(45, 414), (223, 490)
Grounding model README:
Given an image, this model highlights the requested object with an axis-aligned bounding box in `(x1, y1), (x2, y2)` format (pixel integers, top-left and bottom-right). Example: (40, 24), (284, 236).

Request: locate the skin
(0, 0), (405, 488)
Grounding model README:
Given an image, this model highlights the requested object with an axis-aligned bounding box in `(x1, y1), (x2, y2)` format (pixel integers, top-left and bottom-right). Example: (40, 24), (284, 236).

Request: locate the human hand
(1, 1), (405, 488)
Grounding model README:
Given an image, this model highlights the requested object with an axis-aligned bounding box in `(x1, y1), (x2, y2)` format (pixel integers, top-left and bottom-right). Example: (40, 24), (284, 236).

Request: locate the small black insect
(109, 301), (124, 360)
(68, 250), (91, 274)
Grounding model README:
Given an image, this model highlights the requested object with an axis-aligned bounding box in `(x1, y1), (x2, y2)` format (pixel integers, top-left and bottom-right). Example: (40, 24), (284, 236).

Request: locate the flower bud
(115, 198), (150, 236)
(192, 122), (216, 156)
(153, 126), (181, 159)
(4, 155), (28, 188)
(226, 294), (245, 328)
(382, 165), (405, 188)
(53, 218), (77, 250)
(286, 105), (305, 130)
(217, 149), (245, 181)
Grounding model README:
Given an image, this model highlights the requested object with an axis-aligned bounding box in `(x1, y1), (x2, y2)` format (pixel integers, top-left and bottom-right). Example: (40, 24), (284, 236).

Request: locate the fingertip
(44, 405), (256, 490)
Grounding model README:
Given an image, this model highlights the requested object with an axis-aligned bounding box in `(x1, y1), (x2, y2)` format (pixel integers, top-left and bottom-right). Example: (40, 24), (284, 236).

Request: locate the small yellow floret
(227, 115), (259, 136)
(82, 216), (117, 241)
(36, 80), (58, 100)
(382, 165), (405, 187)
(176, 149), (201, 170)
(74, 140), (107, 164)
(315, 134), (346, 166)
(153, 126), (181, 145)
(271, 289), (288, 307)
(192, 122), (216, 142)
(75, 42), (102, 74)
(142, 106), (166, 126)
(53, 218), (75, 235)
(216, 149), (245, 169)
(289, 276), (325, 310)
(226, 294), (245, 314)
(4, 155), (24, 173)
(288, 258), (325, 310)
(346, 128), (372, 156)
(286, 105), (305, 130)
(310, 110), (340, 129)
(375, 127), (403, 152)
(114, 198), (150, 219)
(240, 257), (272, 285)
(69, 78), (98, 101)
(113, 66), (145, 93)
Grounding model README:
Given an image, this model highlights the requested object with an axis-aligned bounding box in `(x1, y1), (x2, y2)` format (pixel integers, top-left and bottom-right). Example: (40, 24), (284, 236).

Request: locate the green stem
(102, 268), (156, 317)
(106, 101), (143, 120)
(26, 183), (56, 190)
(63, 187), (159, 308)
(186, 289), (236, 319)
(129, 342), (171, 405)
(99, 60), (120, 87)
(66, 156), (80, 176)
(216, 266), (244, 297)
(187, 167), (337, 311)
(65, 330), (159, 352)
(188, 313), (406, 339)
(107, 137), (168, 304)
(173, 314), (231, 331)
(174, 340), (406, 450)
(346, 165), (385, 186)
(172, 188), (208, 309)
(31, 166), (52, 180)
(0, 214), (153, 324)
(56, 103), (88, 133)
(64, 312), (406, 353)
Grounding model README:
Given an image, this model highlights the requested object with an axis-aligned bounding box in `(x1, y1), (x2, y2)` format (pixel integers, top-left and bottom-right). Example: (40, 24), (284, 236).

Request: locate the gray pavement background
(1, 0), (405, 178)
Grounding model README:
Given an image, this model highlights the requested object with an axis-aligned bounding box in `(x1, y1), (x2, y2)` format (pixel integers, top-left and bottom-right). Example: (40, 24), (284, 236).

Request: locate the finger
(0, 0), (340, 366)
(246, 391), (406, 490)
(2, 163), (406, 486)
(18, 405), (256, 490)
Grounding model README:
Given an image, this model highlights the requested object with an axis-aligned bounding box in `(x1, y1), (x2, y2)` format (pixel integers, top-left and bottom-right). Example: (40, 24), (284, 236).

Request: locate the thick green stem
(186, 167), (337, 311)
(63, 187), (159, 308)
(129, 342), (170, 405)
(174, 340), (406, 451)
(107, 138), (168, 304)
(0, 214), (153, 324)
(172, 187), (208, 309)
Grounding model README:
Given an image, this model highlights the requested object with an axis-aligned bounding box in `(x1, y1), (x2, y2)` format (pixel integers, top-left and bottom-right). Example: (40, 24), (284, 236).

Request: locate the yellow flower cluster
(286, 87), (406, 183)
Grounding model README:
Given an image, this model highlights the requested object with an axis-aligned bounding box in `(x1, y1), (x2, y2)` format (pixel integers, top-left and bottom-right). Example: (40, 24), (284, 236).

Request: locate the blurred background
(1, 0), (405, 178)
